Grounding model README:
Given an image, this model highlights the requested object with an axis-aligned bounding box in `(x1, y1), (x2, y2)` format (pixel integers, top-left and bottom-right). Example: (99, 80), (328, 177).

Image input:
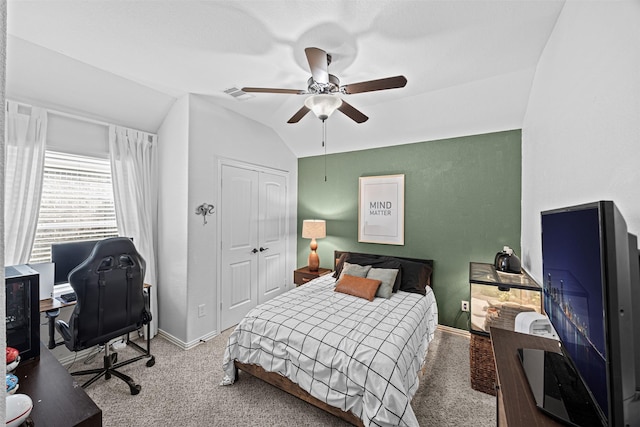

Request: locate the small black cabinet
(6, 265), (40, 360)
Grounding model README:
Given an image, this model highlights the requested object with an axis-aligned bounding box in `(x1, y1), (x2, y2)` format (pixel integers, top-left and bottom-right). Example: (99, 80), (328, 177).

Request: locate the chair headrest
(69, 237), (145, 279)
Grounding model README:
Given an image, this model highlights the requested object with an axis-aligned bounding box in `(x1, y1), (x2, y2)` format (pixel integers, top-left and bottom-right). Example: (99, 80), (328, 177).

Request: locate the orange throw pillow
(335, 274), (382, 301)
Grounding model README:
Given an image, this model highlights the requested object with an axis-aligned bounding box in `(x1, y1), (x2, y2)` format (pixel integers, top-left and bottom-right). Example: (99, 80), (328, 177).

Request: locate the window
(29, 151), (118, 264)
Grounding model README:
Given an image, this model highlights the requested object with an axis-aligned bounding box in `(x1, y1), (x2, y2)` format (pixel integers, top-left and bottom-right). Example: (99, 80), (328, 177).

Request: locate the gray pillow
(366, 268), (399, 299)
(339, 262), (372, 280)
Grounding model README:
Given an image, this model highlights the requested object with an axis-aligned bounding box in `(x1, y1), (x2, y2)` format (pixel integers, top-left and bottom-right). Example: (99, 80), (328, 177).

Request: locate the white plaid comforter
(222, 274), (439, 427)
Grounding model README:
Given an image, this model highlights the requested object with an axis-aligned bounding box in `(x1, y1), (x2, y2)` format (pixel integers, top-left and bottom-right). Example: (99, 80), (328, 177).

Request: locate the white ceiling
(6, 0), (565, 158)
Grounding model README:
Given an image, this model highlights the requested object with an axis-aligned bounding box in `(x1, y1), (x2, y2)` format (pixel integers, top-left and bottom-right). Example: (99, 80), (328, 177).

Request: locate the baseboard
(437, 324), (470, 338)
(157, 328), (219, 350)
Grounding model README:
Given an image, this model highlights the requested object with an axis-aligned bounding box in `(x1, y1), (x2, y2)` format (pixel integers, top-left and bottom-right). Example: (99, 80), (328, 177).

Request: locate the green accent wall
(297, 130), (522, 330)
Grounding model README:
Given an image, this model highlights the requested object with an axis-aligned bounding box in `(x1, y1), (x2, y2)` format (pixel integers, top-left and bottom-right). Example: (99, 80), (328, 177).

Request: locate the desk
(40, 283), (152, 311)
(13, 342), (102, 426)
(491, 328), (564, 426)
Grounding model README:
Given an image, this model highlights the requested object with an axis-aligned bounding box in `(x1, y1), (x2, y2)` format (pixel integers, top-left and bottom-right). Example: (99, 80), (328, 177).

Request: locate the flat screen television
(541, 201), (640, 426)
(51, 239), (102, 284)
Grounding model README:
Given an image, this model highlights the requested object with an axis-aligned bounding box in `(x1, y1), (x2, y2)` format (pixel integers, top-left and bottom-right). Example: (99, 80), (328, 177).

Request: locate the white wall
(521, 1), (640, 281)
(1, 2), (7, 423)
(156, 95), (190, 341)
(6, 36), (175, 133)
(157, 94), (298, 346)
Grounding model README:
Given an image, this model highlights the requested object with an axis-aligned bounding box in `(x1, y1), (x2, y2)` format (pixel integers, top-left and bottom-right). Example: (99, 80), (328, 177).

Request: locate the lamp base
(308, 251), (319, 272)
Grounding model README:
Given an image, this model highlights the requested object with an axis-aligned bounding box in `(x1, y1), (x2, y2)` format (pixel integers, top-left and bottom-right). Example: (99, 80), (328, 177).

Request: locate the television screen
(542, 206), (608, 418)
(541, 201), (640, 426)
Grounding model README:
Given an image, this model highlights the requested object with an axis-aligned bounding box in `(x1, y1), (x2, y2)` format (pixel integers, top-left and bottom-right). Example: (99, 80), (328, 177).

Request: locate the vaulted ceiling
(6, 1), (565, 157)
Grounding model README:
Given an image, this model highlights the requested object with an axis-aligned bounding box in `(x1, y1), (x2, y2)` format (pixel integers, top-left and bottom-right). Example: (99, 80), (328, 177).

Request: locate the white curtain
(109, 125), (158, 338)
(4, 102), (47, 265)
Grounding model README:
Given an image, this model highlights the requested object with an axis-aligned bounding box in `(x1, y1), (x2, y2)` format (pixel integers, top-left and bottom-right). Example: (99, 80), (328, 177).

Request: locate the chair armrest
(55, 320), (71, 342)
(143, 288), (152, 323)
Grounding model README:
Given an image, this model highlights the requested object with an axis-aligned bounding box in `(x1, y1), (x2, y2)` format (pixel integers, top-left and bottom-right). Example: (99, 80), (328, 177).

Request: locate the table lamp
(302, 219), (326, 272)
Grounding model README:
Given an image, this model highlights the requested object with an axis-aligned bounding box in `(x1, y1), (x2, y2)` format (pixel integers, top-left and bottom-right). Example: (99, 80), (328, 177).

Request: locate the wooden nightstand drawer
(294, 266), (332, 286)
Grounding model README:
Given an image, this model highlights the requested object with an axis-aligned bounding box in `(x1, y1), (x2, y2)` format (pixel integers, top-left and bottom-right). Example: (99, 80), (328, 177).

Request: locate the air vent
(224, 87), (254, 101)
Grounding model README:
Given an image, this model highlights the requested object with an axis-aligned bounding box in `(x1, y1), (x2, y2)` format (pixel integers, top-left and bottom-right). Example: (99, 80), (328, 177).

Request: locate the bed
(222, 251), (438, 427)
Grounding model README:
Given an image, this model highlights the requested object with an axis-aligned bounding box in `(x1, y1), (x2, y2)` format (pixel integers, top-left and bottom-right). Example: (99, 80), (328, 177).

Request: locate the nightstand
(293, 266), (332, 286)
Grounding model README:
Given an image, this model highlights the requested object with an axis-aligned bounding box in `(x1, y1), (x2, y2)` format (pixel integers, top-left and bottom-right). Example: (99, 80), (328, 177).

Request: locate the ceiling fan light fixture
(304, 94), (342, 121)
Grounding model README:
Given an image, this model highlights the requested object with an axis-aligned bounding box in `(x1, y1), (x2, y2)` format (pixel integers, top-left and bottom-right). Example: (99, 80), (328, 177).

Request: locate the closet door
(220, 165), (259, 330)
(220, 164), (288, 330)
(258, 172), (287, 304)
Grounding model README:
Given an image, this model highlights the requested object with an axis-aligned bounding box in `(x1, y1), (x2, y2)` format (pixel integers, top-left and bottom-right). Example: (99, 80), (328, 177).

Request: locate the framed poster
(358, 174), (405, 245)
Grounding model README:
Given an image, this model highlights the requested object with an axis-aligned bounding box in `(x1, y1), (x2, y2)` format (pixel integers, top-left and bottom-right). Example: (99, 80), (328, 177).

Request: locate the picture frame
(358, 174), (405, 245)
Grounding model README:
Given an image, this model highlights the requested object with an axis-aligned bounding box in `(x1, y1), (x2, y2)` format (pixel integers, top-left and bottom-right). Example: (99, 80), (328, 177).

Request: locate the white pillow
(338, 262), (372, 280)
(366, 268), (399, 299)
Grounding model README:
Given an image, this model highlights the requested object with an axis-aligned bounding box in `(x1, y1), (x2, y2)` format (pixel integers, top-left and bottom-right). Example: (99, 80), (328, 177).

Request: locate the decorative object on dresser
(301, 219), (326, 271)
(293, 266), (332, 286)
(468, 261), (542, 395)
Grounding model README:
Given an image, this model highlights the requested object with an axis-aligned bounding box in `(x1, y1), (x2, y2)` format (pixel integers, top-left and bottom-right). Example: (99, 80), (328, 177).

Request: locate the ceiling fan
(242, 47), (407, 124)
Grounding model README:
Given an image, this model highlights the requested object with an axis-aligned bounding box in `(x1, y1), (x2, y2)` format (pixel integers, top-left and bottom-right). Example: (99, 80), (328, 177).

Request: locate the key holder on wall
(195, 203), (215, 225)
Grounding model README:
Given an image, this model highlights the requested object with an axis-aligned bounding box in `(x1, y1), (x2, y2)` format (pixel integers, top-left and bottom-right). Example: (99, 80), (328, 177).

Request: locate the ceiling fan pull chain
(323, 120), (327, 182)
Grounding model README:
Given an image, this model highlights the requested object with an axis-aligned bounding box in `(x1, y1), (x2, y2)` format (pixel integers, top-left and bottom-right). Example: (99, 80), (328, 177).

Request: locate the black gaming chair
(56, 237), (155, 395)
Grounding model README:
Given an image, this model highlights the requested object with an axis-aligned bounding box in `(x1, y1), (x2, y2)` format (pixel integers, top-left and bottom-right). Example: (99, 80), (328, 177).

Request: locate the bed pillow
(335, 254), (402, 291)
(338, 262), (372, 280)
(335, 274), (382, 301)
(398, 259), (433, 295)
(333, 252), (350, 278)
(366, 268), (399, 299)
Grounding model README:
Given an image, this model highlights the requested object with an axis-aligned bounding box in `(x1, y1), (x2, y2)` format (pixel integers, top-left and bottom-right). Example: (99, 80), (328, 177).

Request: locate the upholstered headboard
(334, 250), (434, 289)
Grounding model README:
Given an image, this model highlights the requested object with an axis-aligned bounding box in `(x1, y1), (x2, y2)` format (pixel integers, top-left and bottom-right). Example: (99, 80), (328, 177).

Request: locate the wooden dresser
(490, 327), (564, 426)
(13, 342), (102, 426)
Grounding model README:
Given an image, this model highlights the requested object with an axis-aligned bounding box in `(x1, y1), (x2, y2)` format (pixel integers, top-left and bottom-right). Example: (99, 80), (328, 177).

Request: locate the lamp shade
(302, 219), (326, 239)
(304, 95), (342, 121)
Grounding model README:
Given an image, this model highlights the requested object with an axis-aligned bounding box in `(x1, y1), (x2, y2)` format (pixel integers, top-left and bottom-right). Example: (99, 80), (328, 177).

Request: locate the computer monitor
(51, 240), (101, 285)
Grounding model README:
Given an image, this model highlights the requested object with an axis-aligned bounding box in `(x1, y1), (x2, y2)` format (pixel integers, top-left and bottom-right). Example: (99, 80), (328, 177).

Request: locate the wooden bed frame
(233, 251), (434, 426)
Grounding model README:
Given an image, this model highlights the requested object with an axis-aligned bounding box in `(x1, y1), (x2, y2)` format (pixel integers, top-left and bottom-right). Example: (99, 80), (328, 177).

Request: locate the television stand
(490, 327), (564, 426)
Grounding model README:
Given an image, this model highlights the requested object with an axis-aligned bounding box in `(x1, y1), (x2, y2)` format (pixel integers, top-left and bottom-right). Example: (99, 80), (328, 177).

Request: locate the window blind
(29, 151), (118, 263)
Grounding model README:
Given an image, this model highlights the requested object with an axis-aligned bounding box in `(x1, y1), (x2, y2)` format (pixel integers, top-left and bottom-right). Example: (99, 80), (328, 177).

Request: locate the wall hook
(195, 203), (215, 225)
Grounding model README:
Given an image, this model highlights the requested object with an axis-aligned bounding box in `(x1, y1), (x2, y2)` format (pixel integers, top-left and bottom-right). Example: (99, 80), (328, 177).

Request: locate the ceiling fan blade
(242, 87), (307, 95)
(337, 100), (368, 123)
(305, 47), (329, 85)
(287, 105), (311, 123)
(341, 75), (407, 95)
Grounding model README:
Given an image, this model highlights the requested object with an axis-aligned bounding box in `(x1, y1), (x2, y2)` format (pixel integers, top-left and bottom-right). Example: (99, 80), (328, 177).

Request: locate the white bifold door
(220, 163), (287, 331)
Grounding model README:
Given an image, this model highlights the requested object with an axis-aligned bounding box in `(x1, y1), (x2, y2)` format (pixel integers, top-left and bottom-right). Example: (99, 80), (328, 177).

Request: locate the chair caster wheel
(130, 384), (141, 395)
(146, 356), (155, 367)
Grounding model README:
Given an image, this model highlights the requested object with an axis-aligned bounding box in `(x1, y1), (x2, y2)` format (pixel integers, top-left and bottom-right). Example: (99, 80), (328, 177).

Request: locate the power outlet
(461, 300), (470, 312)
(198, 304), (206, 317)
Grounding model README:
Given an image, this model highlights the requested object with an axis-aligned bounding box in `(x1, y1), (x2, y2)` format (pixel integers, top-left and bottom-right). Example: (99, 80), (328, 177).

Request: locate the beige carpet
(79, 328), (495, 426)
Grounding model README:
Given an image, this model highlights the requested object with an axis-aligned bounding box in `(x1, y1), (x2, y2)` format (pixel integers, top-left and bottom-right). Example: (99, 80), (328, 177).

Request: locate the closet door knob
(251, 248), (258, 254)
(259, 247), (269, 252)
